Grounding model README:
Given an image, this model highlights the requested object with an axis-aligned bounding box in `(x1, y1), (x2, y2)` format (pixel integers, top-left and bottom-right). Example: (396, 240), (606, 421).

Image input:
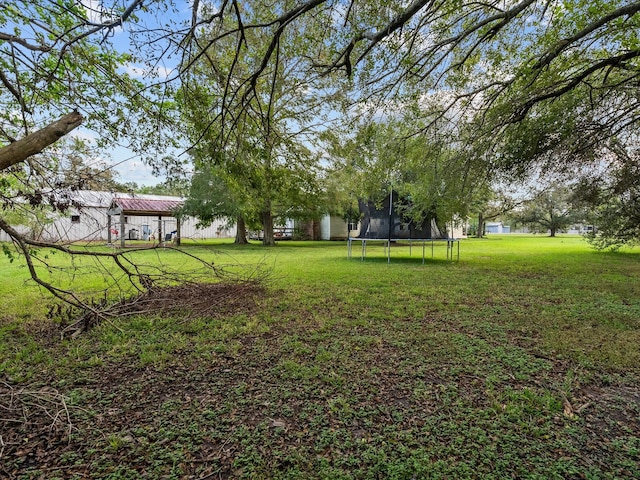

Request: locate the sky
(110, 148), (160, 187)
(76, 0), (191, 187)
(70, 128), (160, 187)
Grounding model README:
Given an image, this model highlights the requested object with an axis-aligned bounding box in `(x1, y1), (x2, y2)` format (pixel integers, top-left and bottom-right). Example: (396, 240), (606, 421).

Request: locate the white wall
(319, 215), (361, 240)
(319, 215), (331, 240)
(449, 223), (467, 239)
(37, 207), (236, 243)
(1, 190), (239, 244)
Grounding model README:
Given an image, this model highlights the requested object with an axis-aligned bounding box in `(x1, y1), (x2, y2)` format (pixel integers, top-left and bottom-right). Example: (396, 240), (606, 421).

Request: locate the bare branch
(0, 218), (86, 308)
(357, 0), (435, 64)
(415, 0), (536, 81)
(0, 68), (31, 114)
(0, 32), (50, 52)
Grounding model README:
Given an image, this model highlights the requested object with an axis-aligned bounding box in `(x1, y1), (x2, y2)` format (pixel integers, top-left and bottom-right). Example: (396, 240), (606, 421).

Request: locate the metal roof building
(108, 196), (186, 247)
(0, 190), (235, 244)
(110, 197), (184, 217)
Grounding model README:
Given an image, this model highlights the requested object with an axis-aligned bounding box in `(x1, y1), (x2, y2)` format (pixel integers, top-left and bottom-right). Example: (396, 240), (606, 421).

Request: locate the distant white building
(485, 222), (511, 234)
(1, 190), (235, 243)
(567, 224), (595, 235)
(319, 215), (359, 240)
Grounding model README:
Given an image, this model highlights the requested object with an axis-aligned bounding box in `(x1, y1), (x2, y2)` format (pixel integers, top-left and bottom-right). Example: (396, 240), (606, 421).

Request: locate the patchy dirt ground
(54, 282), (266, 338)
(2, 283), (639, 479)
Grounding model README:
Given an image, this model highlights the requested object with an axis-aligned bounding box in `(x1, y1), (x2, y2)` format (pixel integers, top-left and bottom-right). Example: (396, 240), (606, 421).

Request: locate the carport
(107, 197), (184, 247)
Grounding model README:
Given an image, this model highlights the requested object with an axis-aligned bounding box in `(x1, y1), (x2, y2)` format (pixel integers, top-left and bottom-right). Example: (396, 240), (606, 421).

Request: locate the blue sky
(69, 127), (160, 186)
(74, 0), (192, 186)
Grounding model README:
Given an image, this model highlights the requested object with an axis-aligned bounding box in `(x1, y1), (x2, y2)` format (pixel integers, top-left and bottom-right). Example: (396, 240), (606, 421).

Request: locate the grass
(1, 235), (639, 479)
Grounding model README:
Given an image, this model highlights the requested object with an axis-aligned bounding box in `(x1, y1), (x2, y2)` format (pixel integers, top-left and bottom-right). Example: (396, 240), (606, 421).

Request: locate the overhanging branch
(0, 111), (83, 172)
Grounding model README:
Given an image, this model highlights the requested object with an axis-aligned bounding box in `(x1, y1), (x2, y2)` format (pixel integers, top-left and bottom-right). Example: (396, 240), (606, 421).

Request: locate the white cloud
(112, 158), (161, 186)
(122, 63), (175, 80)
(107, 146), (163, 186)
(122, 64), (146, 78)
(69, 128), (98, 142)
(156, 66), (175, 79)
(81, 0), (119, 24)
(187, 0), (214, 14)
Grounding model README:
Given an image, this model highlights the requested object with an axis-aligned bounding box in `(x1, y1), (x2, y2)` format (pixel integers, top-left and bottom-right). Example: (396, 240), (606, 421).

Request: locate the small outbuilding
(108, 197), (184, 247)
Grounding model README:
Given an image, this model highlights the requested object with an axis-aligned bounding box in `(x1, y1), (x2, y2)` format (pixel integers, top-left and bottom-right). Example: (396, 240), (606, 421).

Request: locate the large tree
(518, 183), (584, 237)
(469, 184), (527, 238)
(0, 0), (181, 208)
(573, 146), (640, 250)
(182, 162), (255, 245)
(174, 1), (640, 132)
(322, 116), (484, 231)
(178, 1), (328, 246)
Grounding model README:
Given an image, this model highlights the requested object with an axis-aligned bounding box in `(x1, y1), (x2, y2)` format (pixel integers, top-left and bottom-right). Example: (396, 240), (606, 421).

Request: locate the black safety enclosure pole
(387, 189), (393, 263)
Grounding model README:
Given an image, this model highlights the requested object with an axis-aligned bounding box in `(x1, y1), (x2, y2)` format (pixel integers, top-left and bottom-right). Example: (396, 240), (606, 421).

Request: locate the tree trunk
(0, 111), (83, 171)
(549, 227), (556, 237)
(235, 215), (248, 244)
(261, 207), (275, 246)
(476, 213), (485, 238)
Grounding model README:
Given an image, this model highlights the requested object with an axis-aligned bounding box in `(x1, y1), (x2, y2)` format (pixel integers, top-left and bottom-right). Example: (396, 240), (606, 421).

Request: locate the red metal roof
(112, 197), (183, 216)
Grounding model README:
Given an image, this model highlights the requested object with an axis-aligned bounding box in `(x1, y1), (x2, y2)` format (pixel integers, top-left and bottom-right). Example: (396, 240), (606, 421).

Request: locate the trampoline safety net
(353, 192), (447, 240)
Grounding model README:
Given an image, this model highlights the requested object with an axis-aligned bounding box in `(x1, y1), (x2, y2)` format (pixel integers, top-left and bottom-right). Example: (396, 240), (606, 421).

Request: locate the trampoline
(347, 191), (460, 263)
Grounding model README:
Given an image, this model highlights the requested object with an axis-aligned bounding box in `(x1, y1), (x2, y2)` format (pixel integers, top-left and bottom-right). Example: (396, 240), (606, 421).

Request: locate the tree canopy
(177, 2), (328, 245)
(3, 0), (640, 256)
(517, 183), (584, 237)
(4, 0), (640, 167)
(169, 0), (640, 245)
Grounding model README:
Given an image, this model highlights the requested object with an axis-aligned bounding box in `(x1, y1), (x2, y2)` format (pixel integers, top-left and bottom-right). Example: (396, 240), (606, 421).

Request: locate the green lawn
(1, 236), (639, 479)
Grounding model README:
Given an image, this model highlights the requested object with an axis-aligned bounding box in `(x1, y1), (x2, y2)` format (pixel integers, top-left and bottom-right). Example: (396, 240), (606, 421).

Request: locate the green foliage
(574, 151), (640, 250)
(51, 137), (121, 191)
(136, 180), (189, 197)
(0, 1), (159, 150)
(1, 242), (14, 262)
(173, 0), (640, 247)
(517, 183), (584, 236)
(323, 118), (486, 226)
(178, 3), (330, 244)
(181, 165), (251, 229)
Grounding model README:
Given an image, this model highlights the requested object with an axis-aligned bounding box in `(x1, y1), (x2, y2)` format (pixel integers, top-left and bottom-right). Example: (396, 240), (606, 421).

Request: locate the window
(71, 215), (80, 223)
